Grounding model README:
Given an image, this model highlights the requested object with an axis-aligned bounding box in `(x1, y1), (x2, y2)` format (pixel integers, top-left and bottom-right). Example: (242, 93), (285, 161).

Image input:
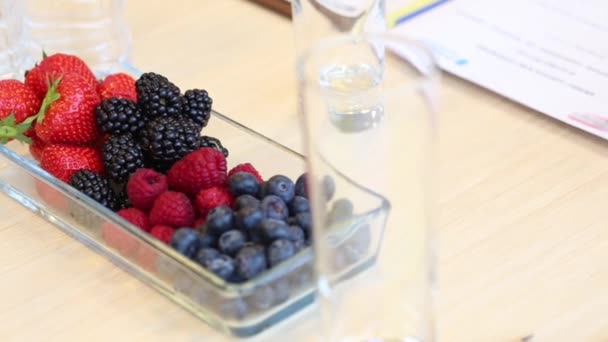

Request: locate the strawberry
(35, 179), (68, 211)
(0, 80), (41, 123)
(97, 73), (137, 101)
(24, 128), (46, 160)
(40, 145), (103, 182)
(25, 53), (97, 99)
(34, 73), (101, 145)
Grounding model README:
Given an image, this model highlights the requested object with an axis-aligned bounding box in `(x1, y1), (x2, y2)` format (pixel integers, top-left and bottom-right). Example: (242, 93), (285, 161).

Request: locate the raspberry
(167, 148), (227, 195)
(228, 163), (263, 183)
(118, 207), (150, 232)
(149, 191), (195, 228)
(195, 186), (234, 218)
(149, 225), (175, 244)
(127, 168), (168, 210)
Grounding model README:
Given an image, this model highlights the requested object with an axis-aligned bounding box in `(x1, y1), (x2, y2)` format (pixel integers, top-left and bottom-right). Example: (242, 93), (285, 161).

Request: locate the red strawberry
(35, 179), (68, 211)
(126, 168), (168, 210)
(24, 128), (46, 161)
(25, 53), (97, 99)
(195, 186), (234, 218)
(228, 163), (263, 183)
(35, 73), (101, 145)
(118, 207), (150, 232)
(149, 191), (195, 228)
(40, 145), (103, 182)
(167, 148), (227, 195)
(0, 80), (42, 123)
(149, 225), (175, 244)
(97, 73), (137, 101)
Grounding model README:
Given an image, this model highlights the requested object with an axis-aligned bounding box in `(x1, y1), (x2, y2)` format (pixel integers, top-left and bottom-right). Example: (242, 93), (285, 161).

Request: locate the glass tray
(0, 107), (385, 337)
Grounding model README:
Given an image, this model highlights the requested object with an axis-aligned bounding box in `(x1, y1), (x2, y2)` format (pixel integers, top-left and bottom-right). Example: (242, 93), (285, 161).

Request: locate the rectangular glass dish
(0, 108), (384, 337)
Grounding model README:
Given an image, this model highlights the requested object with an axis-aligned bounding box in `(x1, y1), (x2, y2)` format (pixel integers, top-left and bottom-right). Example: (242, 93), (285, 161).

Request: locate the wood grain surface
(1, 0), (607, 341)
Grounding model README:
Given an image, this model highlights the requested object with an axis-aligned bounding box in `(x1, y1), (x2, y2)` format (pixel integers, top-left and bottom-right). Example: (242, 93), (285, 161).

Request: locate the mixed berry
(0, 52), (318, 283)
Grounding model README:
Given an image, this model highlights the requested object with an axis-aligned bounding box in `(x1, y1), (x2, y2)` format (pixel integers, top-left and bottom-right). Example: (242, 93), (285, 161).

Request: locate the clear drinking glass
(291, 0), (386, 58)
(0, 0), (31, 79)
(296, 33), (439, 341)
(22, 0), (132, 75)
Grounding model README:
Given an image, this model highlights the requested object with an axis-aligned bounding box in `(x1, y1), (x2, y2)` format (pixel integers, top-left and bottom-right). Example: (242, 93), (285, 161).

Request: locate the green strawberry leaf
(0, 113), (32, 145)
(36, 76), (62, 124)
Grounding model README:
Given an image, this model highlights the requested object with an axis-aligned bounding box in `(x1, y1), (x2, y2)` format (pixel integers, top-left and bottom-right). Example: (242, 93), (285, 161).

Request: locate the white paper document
(392, 0), (608, 139)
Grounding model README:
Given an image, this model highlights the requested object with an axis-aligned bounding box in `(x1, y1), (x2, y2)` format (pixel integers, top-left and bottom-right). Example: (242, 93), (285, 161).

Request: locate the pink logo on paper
(568, 113), (608, 132)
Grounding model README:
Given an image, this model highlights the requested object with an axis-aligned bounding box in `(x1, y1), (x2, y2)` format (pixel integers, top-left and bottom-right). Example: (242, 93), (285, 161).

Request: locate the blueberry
(249, 227), (264, 244)
(288, 196), (310, 216)
(295, 212), (312, 237)
(288, 225), (305, 242)
(249, 286), (275, 310)
(258, 218), (291, 243)
(267, 239), (296, 267)
(327, 198), (354, 224)
(228, 172), (261, 197)
(235, 206), (265, 233)
(235, 245), (268, 280)
(294, 239), (307, 252)
(342, 224), (371, 264)
(220, 298), (249, 319)
(195, 247), (220, 265)
(257, 181), (267, 199)
(322, 175), (336, 201)
(287, 216), (297, 226)
(265, 175), (295, 203)
(234, 194), (260, 211)
(206, 206), (235, 236)
(199, 233), (217, 248)
(170, 228), (203, 258)
(249, 285), (275, 310)
(295, 173), (308, 198)
(261, 195), (289, 221)
(203, 254), (235, 280)
(273, 279), (291, 304)
(218, 230), (246, 256)
(295, 173), (335, 200)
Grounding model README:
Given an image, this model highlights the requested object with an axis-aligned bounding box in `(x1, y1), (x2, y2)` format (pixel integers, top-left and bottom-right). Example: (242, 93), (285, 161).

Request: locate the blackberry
(69, 170), (117, 210)
(199, 135), (228, 157)
(115, 188), (131, 210)
(109, 180), (130, 211)
(102, 134), (145, 182)
(95, 98), (145, 135)
(136, 72), (183, 119)
(182, 89), (212, 128)
(139, 116), (201, 165)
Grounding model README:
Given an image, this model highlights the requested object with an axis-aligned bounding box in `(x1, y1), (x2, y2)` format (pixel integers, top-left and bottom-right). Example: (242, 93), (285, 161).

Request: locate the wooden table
(2, 1), (608, 341)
